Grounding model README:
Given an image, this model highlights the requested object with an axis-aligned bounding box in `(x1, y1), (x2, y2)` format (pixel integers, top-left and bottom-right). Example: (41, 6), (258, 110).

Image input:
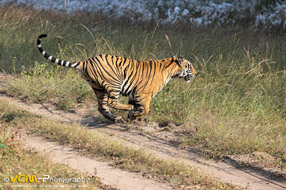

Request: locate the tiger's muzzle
(184, 65), (197, 83)
(184, 74), (195, 83)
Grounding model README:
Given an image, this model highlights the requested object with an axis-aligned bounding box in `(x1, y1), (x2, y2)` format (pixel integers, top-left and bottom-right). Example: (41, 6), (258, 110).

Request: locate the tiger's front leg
(128, 94), (151, 120)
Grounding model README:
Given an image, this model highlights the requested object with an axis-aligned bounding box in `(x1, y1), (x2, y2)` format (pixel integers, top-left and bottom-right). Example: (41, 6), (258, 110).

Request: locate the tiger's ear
(172, 56), (182, 66)
(172, 56), (184, 67)
(176, 57), (184, 67)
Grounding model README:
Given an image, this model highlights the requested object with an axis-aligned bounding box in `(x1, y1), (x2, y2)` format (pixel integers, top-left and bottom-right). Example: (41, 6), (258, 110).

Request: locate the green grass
(1, 4), (286, 166)
(0, 99), (236, 189)
(6, 62), (92, 109)
(0, 107), (104, 190)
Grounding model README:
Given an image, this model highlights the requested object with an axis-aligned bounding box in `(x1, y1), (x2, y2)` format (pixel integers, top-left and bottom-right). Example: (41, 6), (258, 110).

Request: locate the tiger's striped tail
(37, 34), (82, 70)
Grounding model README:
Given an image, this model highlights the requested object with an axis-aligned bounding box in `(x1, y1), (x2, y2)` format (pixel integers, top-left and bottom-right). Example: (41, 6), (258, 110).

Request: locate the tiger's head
(173, 56), (197, 83)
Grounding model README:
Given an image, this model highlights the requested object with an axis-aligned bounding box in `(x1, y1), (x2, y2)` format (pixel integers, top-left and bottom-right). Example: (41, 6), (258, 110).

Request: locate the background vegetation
(0, 4), (285, 166)
(2, 0), (286, 31)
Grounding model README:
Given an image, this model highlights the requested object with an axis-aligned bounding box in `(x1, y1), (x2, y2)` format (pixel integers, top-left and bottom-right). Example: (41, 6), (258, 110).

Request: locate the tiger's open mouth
(184, 74), (194, 83)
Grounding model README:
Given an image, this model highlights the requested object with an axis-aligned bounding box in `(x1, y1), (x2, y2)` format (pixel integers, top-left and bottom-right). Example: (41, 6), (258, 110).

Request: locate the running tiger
(37, 34), (197, 122)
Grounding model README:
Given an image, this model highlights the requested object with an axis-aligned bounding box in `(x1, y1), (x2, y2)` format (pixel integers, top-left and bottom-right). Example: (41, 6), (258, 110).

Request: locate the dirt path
(0, 73), (285, 190)
(20, 133), (171, 190)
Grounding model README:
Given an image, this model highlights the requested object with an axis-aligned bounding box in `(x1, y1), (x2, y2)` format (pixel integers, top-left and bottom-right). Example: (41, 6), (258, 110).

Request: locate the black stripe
(44, 53), (49, 59)
(90, 59), (107, 82)
(83, 60), (87, 71)
(38, 47), (43, 53)
(147, 61), (152, 77)
(117, 58), (122, 67)
(104, 55), (121, 80)
(93, 57), (114, 84)
(72, 62), (80, 68)
(95, 56), (120, 83)
(151, 61), (157, 82)
(109, 96), (117, 99)
(122, 63), (139, 94)
(92, 87), (105, 92)
(51, 57), (56, 63)
(37, 39), (41, 45)
(38, 34), (47, 39)
(109, 89), (121, 93)
(132, 62), (144, 88)
(120, 57), (127, 67)
(92, 58), (121, 86)
(63, 60), (67, 67)
(164, 60), (174, 69)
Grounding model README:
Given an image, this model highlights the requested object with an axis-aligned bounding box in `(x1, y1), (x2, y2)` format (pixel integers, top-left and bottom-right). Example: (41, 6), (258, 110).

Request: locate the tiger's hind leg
(92, 88), (122, 122)
(107, 89), (134, 111)
(128, 94), (151, 120)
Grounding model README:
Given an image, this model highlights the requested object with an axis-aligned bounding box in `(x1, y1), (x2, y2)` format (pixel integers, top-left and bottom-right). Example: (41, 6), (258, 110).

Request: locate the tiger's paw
(127, 111), (135, 120)
(129, 105), (134, 111)
(128, 110), (141, 120)
(114, 116), (125, 123)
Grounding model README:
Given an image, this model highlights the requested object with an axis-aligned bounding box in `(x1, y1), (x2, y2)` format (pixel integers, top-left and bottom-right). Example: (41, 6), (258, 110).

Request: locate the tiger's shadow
(77, 115), (137, 133)
(79, 116), (113, 128)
